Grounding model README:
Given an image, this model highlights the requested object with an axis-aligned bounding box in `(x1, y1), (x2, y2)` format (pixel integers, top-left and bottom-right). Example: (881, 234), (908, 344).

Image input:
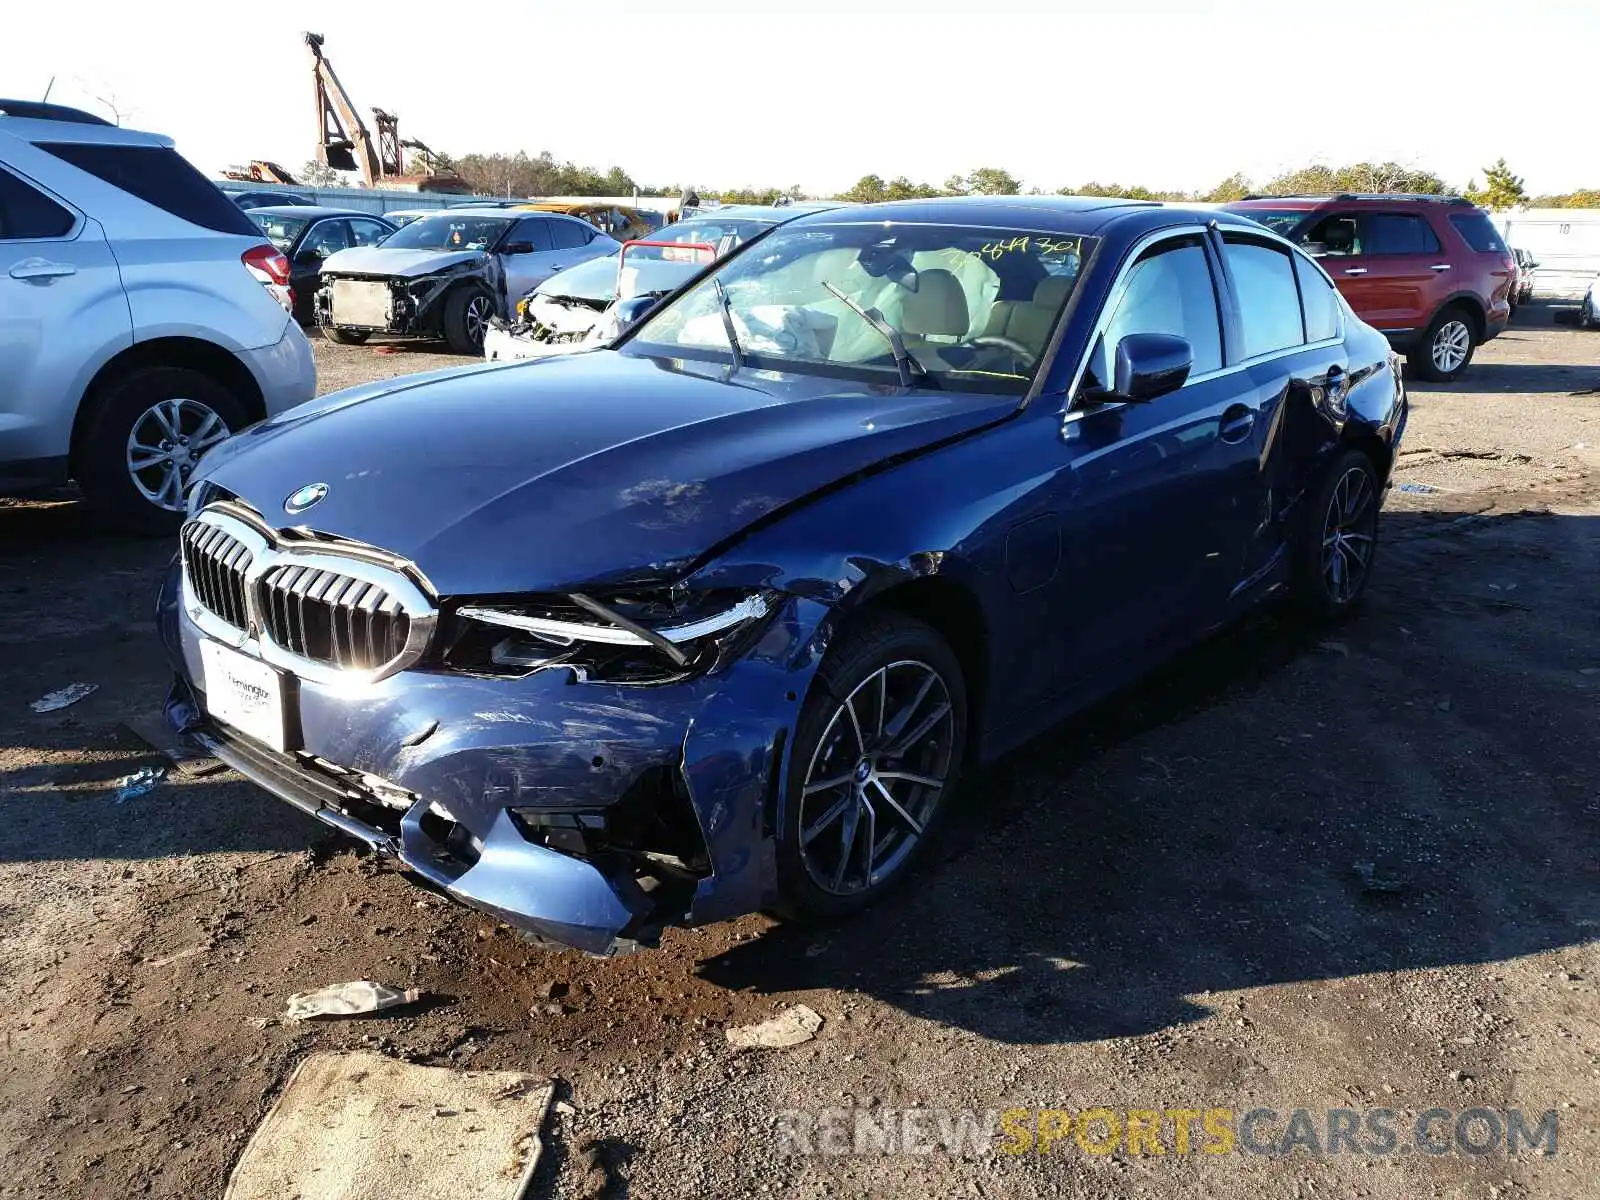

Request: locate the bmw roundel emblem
(284, 482), (329, 515)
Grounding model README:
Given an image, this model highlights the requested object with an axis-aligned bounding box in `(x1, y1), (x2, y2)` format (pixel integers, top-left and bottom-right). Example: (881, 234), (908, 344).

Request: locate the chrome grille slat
(183, 521), (251, 634)
(180, 504), (435, 683)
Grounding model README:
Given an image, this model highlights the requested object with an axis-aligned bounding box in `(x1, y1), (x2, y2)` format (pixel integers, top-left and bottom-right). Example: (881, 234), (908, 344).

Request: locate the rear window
(39, 143), (260, 236)
(1450, 211), (1509, 254)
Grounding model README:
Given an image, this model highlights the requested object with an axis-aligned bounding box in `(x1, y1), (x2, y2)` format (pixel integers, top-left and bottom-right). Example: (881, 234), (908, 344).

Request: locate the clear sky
(5, 0), (1594, 196)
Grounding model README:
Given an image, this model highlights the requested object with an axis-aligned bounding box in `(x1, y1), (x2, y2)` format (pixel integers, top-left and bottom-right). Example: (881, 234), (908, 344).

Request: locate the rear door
(1359, 211), (1451, 333)
(1217, 231), (1348, 590)
(0, 164), (130, 484)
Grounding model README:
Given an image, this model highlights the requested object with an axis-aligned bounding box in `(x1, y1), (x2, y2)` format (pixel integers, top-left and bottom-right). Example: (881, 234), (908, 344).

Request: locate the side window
(39, 143), (261, 236)
(1362, 213), (1441, 255)
(1222, 237), (1305, 358)
(1303, 213), (1361, 257)
(302, 219), (351, 258)
(0, 167), (76, 240)
(1294, 254), (1342, 343)
(349, 218), (391, 247)
(550, 219), (592, 251)
(508, 217), (553, 253)
(1450, 212), (1509, 253)
(1093, 237), (1223, 387)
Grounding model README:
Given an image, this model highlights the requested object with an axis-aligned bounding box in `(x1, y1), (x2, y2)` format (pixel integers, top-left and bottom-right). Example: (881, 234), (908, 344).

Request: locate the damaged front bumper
(157, 562), (825, 956)
(482, 324), (593, 363)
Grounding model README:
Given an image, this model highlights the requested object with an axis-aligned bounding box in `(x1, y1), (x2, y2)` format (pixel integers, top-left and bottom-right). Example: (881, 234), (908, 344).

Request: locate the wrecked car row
(313, 208), (622, 351)
(484, 203), (845, 362)
(164, 196), (1407, 956)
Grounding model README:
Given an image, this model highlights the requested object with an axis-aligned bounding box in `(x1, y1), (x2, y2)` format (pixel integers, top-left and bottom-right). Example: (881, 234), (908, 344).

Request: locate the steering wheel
(965, 334), (1038, 368)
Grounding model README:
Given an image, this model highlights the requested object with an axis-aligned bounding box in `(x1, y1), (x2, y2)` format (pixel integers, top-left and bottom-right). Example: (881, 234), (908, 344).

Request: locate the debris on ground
(113, 766), (167, 805)
(29, 682), (98, 712)
(225, 1051), (553, 1200)
(284, 980), (425, 1021)
(120, 716), (226, 777)
(1353, 860), (1405, 894)
(1395, 482), (1441, 495)
(725, 1004), (824, 1049)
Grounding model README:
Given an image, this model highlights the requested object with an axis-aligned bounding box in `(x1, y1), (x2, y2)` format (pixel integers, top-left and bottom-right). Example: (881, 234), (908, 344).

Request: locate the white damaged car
(315, 208), (619, 353)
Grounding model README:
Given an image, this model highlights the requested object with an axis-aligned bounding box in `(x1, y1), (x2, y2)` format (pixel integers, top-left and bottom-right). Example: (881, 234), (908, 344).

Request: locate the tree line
(308, 150), (1600, 209)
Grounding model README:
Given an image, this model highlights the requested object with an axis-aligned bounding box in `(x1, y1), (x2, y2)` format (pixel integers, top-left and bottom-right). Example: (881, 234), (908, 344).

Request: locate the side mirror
(502, 241), (536, 255)
(295, 249), (323, 267)
(1113, 332), (1192, 402)
(1302, 241), (1329, 257)
(610, 295), (658, 334)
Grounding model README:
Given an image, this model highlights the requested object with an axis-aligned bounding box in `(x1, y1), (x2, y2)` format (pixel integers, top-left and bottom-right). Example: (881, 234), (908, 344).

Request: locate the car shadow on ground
(1408, 361), (1600, 396)
(697, 505), (1600, 1045)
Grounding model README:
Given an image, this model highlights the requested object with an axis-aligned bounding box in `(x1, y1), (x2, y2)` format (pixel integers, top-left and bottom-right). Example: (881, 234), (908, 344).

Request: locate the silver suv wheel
(1430, 319), (1472, 375)
(126, 398), (231, 511)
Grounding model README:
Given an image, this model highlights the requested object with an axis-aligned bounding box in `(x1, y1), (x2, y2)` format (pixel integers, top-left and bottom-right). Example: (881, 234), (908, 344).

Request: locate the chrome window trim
(1061, 222), (1348, 425)
(180, 502), (438, 686)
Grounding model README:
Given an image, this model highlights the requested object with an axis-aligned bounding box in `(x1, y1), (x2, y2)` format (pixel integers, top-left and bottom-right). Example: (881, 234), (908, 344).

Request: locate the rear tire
(1407, 306), (1476, 382)
(77, 367), (250, 536)
(774, 612), (967, 922)
(443, 287), (495, 354)
(1289, 447), (1382, 620)
(322, 327), (370, 345)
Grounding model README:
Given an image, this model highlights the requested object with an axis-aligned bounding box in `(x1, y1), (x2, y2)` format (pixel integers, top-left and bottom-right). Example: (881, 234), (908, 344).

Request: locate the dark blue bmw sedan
(159, 196), (1406, 955)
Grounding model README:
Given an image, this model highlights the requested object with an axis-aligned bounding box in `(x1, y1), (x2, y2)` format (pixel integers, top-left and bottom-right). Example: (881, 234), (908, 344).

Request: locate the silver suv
(0, 100), (316, 532)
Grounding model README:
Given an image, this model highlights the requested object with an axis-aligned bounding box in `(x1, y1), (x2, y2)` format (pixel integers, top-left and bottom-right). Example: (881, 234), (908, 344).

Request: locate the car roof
(0, 104), (175, 149)
(414, 207), (523, 219)
(702, 202), (847, 221)
(784, 193), (1173, 235)
(246, 205), (392, 220)
(1226, 193), (1473, 210)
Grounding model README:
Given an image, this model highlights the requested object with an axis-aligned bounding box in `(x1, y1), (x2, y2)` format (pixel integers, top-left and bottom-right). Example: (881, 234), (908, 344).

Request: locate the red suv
(1223, 194), (1515, 382)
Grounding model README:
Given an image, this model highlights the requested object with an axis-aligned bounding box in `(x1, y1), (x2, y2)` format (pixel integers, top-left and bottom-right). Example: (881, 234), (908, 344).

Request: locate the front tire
(443, 287), (495, 354)
(77, 367), (249, 535)
(322, 327), (370, 345)
(1290, 447), (1382, 620)
(775, 612), (968, 922)
(1408, 306), (1476, 382)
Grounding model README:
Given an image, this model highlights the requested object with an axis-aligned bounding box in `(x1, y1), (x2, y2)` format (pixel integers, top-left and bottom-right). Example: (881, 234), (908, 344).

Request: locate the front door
(497, 216), (563, 307)
(1047, 233), (1262, 692)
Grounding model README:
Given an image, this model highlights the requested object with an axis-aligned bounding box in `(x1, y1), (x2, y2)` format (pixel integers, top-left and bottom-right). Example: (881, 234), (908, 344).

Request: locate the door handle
(1343, 267), (1368, 276)
(1430, 264), (1452, 271)
(1219, 405), (1256, 443)
(9, 258), (76, 281)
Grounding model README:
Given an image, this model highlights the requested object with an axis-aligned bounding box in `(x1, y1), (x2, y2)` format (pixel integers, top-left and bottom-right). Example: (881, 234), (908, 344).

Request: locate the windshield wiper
(712, 278), (744, 371)
(822, 282), (927, 388)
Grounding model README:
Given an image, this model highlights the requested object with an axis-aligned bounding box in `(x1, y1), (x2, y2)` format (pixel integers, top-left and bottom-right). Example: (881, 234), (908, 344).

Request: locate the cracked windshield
(632, 224), (1095, 392)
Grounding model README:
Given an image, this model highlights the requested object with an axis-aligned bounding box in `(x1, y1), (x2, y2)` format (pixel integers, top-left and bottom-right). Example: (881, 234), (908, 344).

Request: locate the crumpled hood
(320, 245), (485, 278)
(194, 350), (1016, 595)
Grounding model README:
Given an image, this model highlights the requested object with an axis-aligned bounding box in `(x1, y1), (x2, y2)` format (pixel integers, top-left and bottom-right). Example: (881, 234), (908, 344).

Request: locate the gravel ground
(1, 316), (1597, 1199)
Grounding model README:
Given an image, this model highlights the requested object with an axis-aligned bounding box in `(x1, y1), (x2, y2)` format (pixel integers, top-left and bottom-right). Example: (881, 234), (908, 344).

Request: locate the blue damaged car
(158, 196), (1406, 955)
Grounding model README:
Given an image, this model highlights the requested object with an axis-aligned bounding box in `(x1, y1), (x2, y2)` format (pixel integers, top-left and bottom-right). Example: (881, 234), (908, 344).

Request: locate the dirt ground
(2, 317), (1597, 1199)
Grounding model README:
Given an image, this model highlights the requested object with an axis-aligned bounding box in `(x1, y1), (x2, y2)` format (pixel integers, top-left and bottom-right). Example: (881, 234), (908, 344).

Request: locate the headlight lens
(438, 588), (776, 683)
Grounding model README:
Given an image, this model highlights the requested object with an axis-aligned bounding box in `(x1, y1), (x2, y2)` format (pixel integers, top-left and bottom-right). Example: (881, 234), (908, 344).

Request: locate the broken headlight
(438, 588), (777, 684)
